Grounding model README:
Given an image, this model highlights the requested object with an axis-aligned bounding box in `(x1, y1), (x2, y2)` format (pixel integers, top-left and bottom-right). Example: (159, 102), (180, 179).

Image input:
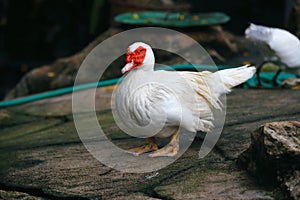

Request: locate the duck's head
(121, 42), (154, 74)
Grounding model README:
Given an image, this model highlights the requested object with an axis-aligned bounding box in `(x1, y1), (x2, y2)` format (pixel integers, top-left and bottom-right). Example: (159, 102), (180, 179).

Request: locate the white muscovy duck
(113, 42), (255, 157)
(245, 23), (300, 76)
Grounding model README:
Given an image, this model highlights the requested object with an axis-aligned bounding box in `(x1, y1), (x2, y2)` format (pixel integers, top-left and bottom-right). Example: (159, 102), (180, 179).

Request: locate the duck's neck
(139, 62), (155, 72)
(140, 51), (155, 72)
(128, 62), (154, 82)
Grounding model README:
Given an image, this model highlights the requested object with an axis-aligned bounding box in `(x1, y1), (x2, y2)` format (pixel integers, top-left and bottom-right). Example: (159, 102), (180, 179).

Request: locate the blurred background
(0, 0), (298, 99)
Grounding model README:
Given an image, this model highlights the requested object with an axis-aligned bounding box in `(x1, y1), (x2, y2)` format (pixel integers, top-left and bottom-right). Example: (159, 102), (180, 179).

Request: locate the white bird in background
(245, 23), (300, 78)
(114, 42), (255, 157)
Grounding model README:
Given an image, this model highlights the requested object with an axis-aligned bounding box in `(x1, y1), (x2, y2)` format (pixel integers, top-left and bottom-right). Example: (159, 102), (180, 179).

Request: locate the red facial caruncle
(121, 46), (147, 74)
(126, 46), (146, 65)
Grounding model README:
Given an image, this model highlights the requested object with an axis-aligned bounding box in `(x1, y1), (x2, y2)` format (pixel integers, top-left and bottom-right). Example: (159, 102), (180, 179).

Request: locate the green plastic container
(114, 11), (230, 27)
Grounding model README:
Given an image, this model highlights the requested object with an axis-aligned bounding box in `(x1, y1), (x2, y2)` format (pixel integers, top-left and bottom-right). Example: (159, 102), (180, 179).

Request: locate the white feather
(114, 43), (256, 138)
(245, 23), (300, 69)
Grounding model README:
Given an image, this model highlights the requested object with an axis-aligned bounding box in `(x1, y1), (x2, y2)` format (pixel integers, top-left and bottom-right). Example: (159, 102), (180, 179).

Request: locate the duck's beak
(121, 61), (135, 74)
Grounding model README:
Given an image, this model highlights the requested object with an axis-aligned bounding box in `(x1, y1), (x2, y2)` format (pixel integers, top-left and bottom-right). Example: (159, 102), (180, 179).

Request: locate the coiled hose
(0, 64), (233, 108)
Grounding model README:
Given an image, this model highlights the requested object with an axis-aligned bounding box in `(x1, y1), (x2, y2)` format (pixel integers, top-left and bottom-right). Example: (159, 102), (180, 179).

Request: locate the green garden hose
(0, 64), (232, 108)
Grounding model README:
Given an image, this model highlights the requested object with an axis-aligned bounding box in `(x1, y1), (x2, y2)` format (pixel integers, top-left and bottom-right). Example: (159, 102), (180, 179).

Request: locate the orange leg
(127, 137), (158, 156)
(149, 129), (180, 157)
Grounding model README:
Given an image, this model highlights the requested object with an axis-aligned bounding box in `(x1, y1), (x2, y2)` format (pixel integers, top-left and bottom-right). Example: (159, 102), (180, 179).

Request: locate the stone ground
(0, 87), (299, 200)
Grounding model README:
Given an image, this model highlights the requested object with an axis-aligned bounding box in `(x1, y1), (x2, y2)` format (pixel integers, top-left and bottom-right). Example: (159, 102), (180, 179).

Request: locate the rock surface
(0, 88), (300, 199)
(238, 121), (300, 199)
(0, 190), (45, 200)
